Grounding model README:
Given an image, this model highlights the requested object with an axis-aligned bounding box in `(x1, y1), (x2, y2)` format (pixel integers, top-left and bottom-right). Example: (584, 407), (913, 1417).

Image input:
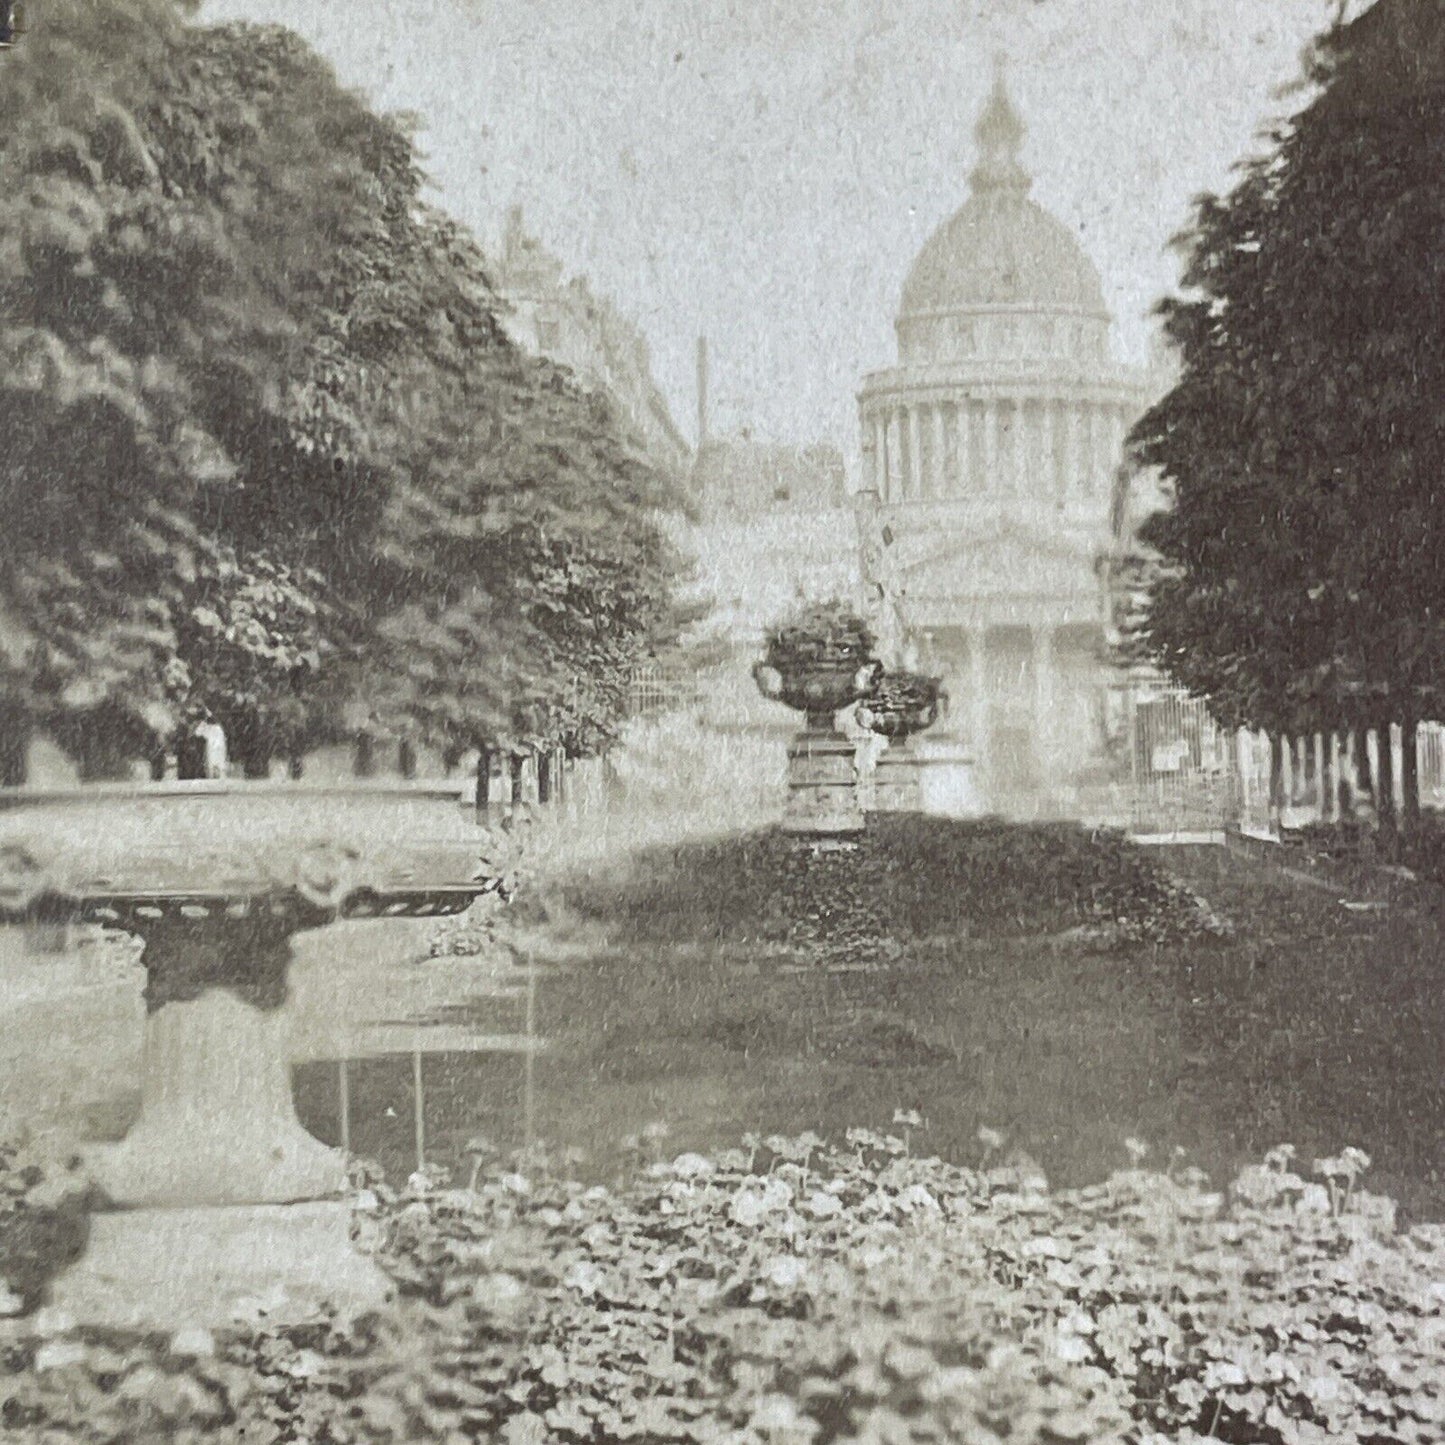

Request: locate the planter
(857, 674), (947, 812)
(754, 659), (881, 835)
(0, 780), (509, 1328)
(754, 660), (881, 731)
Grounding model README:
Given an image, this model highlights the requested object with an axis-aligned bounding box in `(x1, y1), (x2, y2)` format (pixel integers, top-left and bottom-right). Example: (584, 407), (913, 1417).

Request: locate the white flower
(730, 1188), (768, 1227)
(564, 1261), (602, 1296)
(762, 1255), (808, 1290)
(897, 1184), (940, 1213)
(169, 1327), (215, 1357)
(671, 1152), (714, 1178)
(483, 1271), (527, 1305)
(34, 1341), (90, 1372)
(750, 1395), (814, 1435)
(805, 1191), (842, 1219)
(1052, 1332), (1092, 1363)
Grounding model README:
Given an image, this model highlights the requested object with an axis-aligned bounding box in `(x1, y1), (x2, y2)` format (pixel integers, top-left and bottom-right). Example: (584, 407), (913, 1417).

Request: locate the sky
(202, 0), (1344, 461)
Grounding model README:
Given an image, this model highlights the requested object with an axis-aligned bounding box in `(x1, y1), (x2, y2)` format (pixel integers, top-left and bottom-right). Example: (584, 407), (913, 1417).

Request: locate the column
(886, 409), (902, 502)
(1097, 405), (1115, 496)
(953, 404), (968, 497)
(872, 414), (887, 496)
(983, 403), (999, 495)
(1049, 402), (1065, 508)
(970, 626), (988, 763)
(1006, 400), (1022, 494)
(1032, 625), (1055, 782)
(932, 404), (948, 499)
(1027, 399), (1045, 496)
(1065, 405), (1082, 503)
(909, 404), (924, 502)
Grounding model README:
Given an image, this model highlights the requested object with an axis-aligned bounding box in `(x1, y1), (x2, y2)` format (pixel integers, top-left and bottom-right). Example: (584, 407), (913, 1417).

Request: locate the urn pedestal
(784, 728), (865, 836)
(872, 737), (925, 812)
(754, 661), (880, 838)
(0, 782), (509, 1330)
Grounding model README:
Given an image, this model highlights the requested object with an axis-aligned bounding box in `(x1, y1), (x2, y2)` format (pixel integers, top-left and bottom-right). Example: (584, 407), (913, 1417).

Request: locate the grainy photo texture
(1, 0), (1443, 1441)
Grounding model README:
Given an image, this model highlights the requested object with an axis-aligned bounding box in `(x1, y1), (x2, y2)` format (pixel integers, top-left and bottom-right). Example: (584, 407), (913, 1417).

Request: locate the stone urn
(856, 672), (948, 812)
(753, 604), (882, 836)
(0, 780), (513, 1330)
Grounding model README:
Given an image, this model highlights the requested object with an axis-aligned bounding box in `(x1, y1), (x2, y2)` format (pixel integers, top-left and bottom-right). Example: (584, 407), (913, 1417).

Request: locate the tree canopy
(0, 0), (690, 776)
(1129, 0), (1445, 754)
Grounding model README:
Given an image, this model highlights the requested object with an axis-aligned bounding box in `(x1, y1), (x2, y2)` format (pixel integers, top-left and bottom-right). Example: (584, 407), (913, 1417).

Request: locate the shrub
(763, 600), (877, 670)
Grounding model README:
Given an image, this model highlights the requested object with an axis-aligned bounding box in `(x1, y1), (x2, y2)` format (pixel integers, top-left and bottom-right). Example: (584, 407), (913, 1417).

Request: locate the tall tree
(1129, 0), (1445, 828)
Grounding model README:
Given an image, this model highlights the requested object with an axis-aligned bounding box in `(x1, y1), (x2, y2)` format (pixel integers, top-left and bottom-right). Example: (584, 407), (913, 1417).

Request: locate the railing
(626, 664), (701, 719)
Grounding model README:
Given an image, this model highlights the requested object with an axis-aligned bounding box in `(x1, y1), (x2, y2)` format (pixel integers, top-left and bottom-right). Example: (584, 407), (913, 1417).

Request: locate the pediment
(895, 525), (1101, 600)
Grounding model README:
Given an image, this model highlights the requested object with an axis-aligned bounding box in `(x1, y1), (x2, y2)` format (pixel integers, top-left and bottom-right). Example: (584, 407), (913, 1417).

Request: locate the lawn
(429, 816), (1445, 1219)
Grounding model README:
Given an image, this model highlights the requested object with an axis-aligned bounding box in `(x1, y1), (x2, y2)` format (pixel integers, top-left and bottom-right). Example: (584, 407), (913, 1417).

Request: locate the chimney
(696, 335), (709, 450)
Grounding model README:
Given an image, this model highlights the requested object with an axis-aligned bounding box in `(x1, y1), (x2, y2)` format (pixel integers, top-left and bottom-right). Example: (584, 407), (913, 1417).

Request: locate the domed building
(855, 70), (1159, 809)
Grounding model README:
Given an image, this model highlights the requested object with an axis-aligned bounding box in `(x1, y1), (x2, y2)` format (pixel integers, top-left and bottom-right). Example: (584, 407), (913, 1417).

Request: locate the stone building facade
(856, 72), (1161, 807)
(491, 207), (692, 481)
(676, 437), (858, 731)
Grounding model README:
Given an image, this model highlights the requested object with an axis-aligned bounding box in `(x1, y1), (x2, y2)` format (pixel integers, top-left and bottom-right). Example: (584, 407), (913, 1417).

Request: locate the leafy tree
(0, 3), (397, 770)
(1129, 0), (1445, 829)
(0, 4), (690, 779)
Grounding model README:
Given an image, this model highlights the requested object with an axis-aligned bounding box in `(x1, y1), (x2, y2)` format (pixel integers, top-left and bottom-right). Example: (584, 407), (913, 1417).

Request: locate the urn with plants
(753, 600), (880, 837)
(753, 600), (882, 729)
(856, 670), (947, 743)
(857, 670), (948, 813)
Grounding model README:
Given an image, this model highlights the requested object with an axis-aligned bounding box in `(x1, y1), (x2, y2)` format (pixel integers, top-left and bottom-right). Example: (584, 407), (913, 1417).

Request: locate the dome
(900, 194), (1106, 317)
(895, 70), (1109, 365)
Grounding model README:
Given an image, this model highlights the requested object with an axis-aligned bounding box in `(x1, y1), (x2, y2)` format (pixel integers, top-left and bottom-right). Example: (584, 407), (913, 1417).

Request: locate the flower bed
(3, 1131), (1440, 1444)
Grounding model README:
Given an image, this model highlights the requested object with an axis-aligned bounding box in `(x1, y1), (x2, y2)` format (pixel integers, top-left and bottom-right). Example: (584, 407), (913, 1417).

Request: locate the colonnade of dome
(861, 392), (1135, 508)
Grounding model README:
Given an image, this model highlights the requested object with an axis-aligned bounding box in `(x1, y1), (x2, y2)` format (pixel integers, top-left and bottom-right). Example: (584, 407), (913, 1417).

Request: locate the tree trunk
(1321, 734), (1337, 823)
(353, 733), (376, 779)
(537, 751), (553, 805)
(1376, 720), (1397, 835)
(0, 705), (30, 788)
(1268, 732), (1285, 828)
(475, 747), (491, 821)
(1353, 724), (1374, 809)
(176, 732), (209, 781)
(443, 743), (463, 775)
(509, 753), (526, 809)
(398, 739), (417, 780)
(1402, 711), (1420, 836)
(289, 754), (305, 781)
(78, 737), (137, 783)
